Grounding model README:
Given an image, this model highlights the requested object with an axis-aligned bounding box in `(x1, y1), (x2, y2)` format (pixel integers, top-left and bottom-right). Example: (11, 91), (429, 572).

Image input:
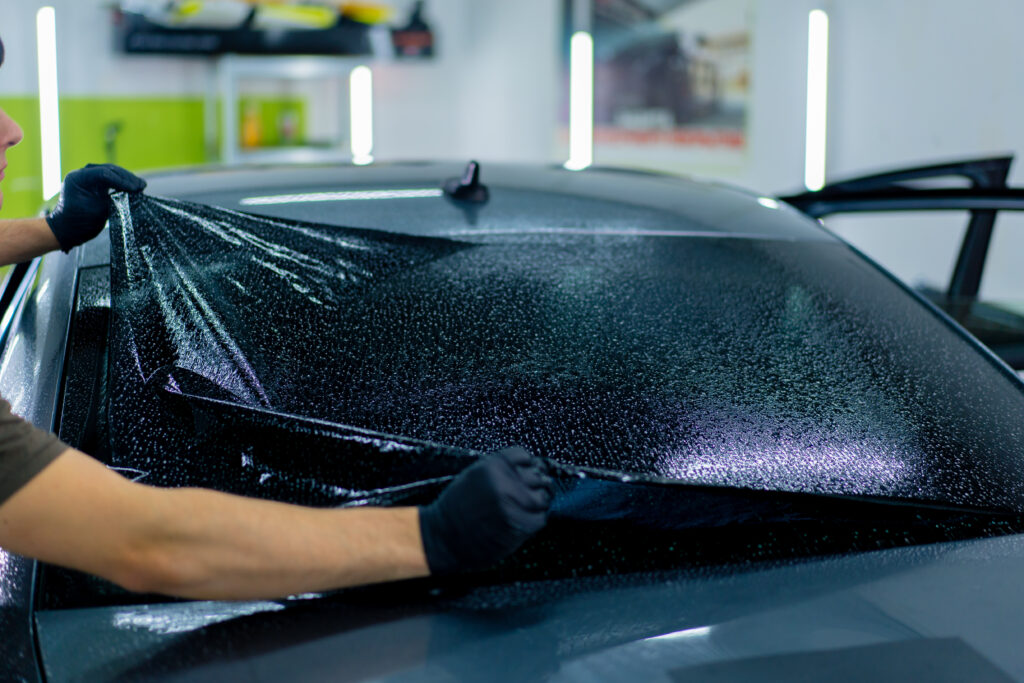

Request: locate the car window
(977, 212), (1024, 309)
(823, 211), (1024, 369)
(820, 211), (968, 293)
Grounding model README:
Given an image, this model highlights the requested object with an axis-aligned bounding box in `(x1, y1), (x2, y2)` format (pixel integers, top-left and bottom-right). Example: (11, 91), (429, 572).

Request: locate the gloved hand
(419, 446), (555, 574)
(45, 163), (146, 252)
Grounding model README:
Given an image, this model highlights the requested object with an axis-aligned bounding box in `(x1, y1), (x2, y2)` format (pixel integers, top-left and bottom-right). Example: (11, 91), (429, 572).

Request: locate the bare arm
(0, 164), (147, 265)
(0, 217), (60, 265)
(0, 448), (429, 600)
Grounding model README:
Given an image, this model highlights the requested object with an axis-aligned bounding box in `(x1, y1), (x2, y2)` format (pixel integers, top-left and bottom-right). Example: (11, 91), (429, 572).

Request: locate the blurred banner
(565, 0), (753, 172)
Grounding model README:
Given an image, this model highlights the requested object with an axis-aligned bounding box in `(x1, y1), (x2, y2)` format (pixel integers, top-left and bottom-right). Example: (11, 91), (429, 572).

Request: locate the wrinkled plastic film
(109, 192), (470, 407)
(108, 193), (477, 506)
(108, 193), (1024, 513)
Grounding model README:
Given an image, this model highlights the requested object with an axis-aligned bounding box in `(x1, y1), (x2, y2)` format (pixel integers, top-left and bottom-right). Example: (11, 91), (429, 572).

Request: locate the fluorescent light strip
(240, 189), (442, 206)
(565, 31), (594, 171)
(37, 7), (61, 200)
(350, 66), (373, 166)
(646, 626), (712, 642)
(804, 9), (829, 191)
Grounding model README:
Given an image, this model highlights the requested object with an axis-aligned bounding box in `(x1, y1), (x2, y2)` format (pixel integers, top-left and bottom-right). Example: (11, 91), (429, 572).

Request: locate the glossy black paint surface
(35, 531), (1024, 681)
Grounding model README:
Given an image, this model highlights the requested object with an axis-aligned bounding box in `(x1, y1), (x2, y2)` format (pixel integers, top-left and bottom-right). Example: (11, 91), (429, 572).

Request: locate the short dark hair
(0, 35), (5, 68)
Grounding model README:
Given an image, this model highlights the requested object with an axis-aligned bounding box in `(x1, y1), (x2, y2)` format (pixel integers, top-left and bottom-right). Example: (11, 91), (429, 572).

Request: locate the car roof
(134, 161), (835, 245)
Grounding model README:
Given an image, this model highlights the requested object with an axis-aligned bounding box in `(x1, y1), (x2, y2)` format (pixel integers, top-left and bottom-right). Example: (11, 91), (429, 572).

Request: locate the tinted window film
(107, 193), (1024, 513)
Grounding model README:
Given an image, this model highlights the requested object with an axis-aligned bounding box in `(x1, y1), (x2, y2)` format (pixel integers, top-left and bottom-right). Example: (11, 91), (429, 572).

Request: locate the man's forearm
(127, 487), (429, 600)
(0, 449), (429, 600)
(0, 217), (61, 264)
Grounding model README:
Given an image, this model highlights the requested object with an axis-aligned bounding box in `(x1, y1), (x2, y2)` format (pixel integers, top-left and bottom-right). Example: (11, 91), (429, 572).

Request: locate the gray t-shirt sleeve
(0, 398), (68, 506)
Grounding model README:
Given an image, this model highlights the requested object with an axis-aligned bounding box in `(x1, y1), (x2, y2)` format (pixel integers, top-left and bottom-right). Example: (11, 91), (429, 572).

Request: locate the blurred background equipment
(114, 0), (408, 55)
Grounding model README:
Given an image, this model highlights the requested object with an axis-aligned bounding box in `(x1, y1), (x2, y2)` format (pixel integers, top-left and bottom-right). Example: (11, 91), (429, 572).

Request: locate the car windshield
(39, 171), (1024, 613)
(100, 192), (1024, 515)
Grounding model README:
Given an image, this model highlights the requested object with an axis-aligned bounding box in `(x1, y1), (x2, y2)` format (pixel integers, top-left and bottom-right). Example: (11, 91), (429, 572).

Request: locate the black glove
(46, 163), (146, 252)
(419, 446), (555, 575)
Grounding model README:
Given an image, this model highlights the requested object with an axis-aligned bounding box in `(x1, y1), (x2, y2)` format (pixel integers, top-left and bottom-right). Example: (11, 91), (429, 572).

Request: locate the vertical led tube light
(37, 6), (62, 200)
(565, 31), (594, 171)
(804, 9), (829, 191)
(350, 66), (373, 166)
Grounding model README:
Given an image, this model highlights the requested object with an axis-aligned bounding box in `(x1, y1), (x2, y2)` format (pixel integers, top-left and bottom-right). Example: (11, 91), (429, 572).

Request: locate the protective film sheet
(107, 193), (1024, 513)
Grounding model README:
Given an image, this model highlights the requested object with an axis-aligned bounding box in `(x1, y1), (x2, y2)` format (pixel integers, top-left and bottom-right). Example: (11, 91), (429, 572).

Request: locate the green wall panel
(1, 96), (305, 220)
(1, 96), (207, 219)
(59, 98), (209, 173)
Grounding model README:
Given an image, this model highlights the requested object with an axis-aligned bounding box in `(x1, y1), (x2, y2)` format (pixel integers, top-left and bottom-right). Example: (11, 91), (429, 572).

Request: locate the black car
(4, 161), (1024, 681)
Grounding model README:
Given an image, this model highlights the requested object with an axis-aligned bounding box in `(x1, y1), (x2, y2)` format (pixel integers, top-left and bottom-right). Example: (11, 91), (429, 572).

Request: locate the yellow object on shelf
(341, 3), (393, 25)
(141, 0), (252, 28)
(176, 1), (203, 18)
(241, 1), (393, 25)
(252, 4), (338, 29)
(139, 1), (394, 31)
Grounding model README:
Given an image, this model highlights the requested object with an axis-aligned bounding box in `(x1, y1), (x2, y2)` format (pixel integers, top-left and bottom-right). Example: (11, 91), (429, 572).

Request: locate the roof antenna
(443, 160), (489, 203)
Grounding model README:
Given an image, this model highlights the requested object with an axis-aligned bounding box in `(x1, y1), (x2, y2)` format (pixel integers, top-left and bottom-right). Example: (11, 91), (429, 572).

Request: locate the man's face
(0, 106), (23, 211)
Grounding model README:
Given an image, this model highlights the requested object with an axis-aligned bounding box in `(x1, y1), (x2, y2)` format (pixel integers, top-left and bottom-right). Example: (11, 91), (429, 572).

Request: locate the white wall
(822, 0), (1024, 302)
(371, 0), (560, 163)
(456, 0), (561, 163)
(828, 0), (1024, 184)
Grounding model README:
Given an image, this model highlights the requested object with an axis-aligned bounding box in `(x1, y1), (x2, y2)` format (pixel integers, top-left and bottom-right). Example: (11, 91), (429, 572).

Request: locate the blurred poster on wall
(566, 0), (753, 173)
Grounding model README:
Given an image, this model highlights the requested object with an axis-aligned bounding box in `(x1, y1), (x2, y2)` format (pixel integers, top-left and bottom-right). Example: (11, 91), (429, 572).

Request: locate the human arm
(0, 448), (428, 600)
(0, 164), (145, 266)
(0, 445), (553, 600)
(0, 217), (61, 264)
